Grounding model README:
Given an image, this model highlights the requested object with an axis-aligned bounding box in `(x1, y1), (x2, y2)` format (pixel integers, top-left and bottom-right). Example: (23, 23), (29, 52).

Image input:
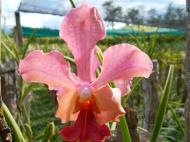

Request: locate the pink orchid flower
(19, 3), (153, 142)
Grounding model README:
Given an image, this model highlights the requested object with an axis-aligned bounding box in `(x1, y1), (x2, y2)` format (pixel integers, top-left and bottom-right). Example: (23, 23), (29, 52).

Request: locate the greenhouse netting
(19, 0), (73, 15)
(18, 0), (110, 15)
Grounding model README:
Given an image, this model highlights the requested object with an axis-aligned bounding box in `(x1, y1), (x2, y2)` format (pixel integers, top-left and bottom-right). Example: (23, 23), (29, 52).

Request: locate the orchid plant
(18, 3), (153, 142)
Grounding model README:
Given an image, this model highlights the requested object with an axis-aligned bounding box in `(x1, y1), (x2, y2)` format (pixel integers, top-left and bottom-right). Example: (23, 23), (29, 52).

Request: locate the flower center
(79, 84), (93, 102)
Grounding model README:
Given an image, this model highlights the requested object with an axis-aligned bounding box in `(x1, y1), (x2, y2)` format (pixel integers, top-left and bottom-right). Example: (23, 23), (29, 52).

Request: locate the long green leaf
(4, 33), (20, 57)
(150, 65), (174, 142)
(24, 123), (33, 141)
(119, 116), (132, 142)
(3, 103), (25, 142)
(2, 41), (19, 63)
(64, 55), (75, 64)
(42, 122), (55, 142)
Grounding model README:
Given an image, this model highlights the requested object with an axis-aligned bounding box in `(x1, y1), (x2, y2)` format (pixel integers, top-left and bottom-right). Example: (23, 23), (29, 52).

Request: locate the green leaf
(24, 123), (33, 141)
(150, 65), (174, 142)
(3, 103), (25, 142)
(64, 55), (75, 64)
(3, 33), (20, 57)
(119, 116), (132, 142)
(96, 49), (103, 64)
(42, 122), (55, 142)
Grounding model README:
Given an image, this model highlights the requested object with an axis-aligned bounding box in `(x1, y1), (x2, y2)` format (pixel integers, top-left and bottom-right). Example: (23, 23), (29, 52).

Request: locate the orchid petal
(92, 44), (153, 89)
(115, 78), (132, 96)
(56, 89), (78, 123)
(19, 50), (77, 90)
(95, 86), (125, 125)
(60, 3), (105, 82)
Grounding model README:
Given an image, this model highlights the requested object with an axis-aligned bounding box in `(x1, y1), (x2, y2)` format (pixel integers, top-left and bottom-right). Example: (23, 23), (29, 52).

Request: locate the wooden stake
(143, 60), (159, 132)
(14, 11), (23, 47)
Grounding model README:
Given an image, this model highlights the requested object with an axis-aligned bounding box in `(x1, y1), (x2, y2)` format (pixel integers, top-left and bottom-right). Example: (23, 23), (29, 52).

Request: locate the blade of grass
(168, 104), (184, 134)
(3, 103), (25, 142)
(42, 122), (55, 142)
(150, 65), (174, 142)
(24, 123), (33, 141)
(4, 33), (20, 57)
(1, 41), (19, 63)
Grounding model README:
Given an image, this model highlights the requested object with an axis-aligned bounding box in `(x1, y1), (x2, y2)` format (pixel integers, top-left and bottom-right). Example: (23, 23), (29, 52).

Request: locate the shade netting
(19, 0), (74, 16)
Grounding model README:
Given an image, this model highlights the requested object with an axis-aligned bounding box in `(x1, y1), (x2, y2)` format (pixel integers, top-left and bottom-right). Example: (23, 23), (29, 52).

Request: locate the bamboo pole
(185, 0), (190, 141)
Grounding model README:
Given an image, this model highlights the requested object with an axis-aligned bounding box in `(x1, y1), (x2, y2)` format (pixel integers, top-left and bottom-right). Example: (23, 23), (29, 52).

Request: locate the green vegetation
(1, 32), (186, 141)
(30, 90), (63, 142)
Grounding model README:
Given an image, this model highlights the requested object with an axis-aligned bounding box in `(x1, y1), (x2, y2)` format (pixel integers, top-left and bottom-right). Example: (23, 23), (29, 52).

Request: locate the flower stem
(119, 116), (132, 142)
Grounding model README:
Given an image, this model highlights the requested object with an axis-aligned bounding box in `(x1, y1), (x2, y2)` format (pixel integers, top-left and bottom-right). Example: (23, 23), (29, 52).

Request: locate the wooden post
(143, 60), (159, 132)
(14, 11), (23, 47)
(115, 107), (140, 142)
(0, 62), (17, 119)
(0, 1), (12, 141)
(185, 0), (190, 141)
(125, 107), (140, 142)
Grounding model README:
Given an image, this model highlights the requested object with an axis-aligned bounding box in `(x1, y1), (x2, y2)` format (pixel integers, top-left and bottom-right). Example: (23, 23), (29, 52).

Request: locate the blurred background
(2, 0), (186, 32)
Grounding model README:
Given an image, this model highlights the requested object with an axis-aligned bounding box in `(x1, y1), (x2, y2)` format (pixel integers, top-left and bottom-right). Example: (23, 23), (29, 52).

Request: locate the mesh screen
(19, 0), (73, 16)
(18, 0), (125, 16)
